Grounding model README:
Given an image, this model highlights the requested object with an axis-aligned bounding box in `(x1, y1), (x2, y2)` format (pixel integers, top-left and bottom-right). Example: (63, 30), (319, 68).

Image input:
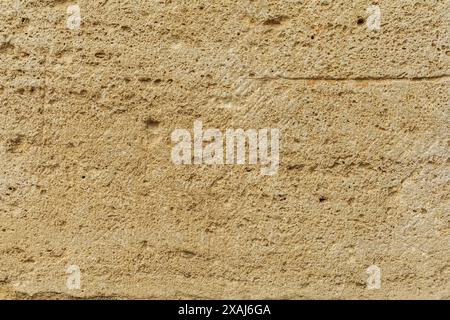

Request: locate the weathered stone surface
(0, 0), (449, 299)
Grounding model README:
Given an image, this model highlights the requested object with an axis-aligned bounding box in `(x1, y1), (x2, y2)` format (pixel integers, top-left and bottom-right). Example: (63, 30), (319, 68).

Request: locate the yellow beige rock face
(0, 0), (449, 299)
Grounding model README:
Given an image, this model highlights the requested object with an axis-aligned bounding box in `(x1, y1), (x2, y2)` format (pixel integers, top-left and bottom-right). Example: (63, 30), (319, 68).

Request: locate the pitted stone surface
(0, 0), (449, 299)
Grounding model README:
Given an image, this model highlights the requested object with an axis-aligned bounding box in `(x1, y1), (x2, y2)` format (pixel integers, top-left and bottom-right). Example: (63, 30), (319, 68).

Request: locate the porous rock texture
(0, 0), (449, 299)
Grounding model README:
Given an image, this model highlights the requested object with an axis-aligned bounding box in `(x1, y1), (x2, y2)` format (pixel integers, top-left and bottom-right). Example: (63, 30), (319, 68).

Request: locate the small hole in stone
(357, 17), (365, 25)
(144, 118), (160, 129)
(319, 196), (327, 203)
(310, 35), (315, 39)
(81, 175), (86, 179)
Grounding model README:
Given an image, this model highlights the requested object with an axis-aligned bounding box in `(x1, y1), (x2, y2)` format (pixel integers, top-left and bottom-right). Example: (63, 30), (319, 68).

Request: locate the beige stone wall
(0, 0), (449, 299)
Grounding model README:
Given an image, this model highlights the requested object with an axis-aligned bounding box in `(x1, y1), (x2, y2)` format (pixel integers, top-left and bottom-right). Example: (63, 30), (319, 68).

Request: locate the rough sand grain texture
(0, 0), (449, 299)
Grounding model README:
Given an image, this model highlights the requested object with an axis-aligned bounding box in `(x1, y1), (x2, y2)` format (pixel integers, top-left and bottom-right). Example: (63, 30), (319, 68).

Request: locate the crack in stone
(247, 74), (450, 82)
